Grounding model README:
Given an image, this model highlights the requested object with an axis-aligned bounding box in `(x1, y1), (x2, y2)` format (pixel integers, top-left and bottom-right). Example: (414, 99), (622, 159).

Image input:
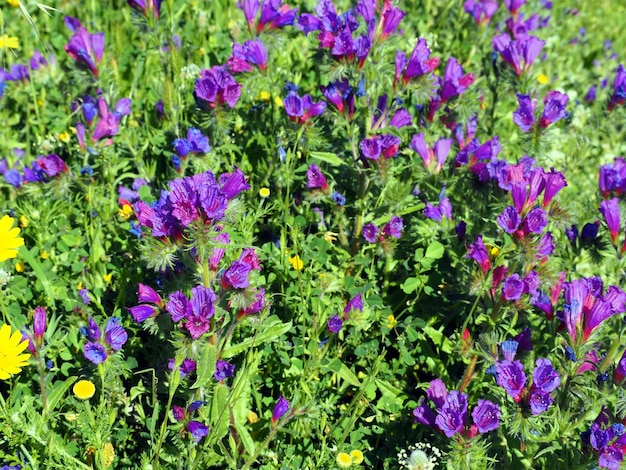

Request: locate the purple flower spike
(608, 64), (626, 111)
(493, 34), (545, 77)
(600, 198), (621, 245)
(272, 395), (290, 423)
(540, 91), (569, 128)
(513, 94), (536, 132)
(472, 399), (501, 433)
(327, 314), (343, 333)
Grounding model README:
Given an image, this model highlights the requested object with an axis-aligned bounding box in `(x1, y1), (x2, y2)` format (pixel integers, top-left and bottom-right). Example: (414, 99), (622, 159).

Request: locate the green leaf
(321, 359), (360, 387)
(18, 246), (55, 306)
(401, 277), (420, 294)
(221, 318), (292, 358)
(425, 241), (445, 260)
(309, 151), (345, 166)
(191, 342), (217, 390)
(211, 383), (230, 440)
(46, 376), (77, 413)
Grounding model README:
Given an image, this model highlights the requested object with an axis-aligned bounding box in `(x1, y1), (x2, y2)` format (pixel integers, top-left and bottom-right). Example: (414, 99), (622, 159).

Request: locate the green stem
(152, 371), (179, 469)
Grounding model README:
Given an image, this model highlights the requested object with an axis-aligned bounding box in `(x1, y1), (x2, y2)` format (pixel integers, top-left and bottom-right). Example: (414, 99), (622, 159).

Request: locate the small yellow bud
(15, 261), (25, 272)
(537, 73), (549, 84)
(259, 187), (270, 198)
(41, 250), (49, 260)
(19, 215), (28, 228)
(247, 410), (259, 424)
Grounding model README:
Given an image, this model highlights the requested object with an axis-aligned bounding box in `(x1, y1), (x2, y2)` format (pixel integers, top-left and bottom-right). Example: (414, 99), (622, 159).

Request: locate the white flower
(397, 442), (441, 470)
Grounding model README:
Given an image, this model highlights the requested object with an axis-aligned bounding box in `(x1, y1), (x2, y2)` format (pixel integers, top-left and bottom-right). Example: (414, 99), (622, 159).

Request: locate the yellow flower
(18, 215), (28, 228)
(247, 410), (259, 424)
(77, 281), (83, 291)
(258, 90), (271, 101)
(59, 132), (71, 143)
(259, 187), (270, 198)
(15, 261), (24, 272)
(41, 250), (49, 260)
(537, 73), (549, 84)
(274, 96), (283, 108)
(103, 442), (115, 467)
(7, 0), (19, 7)
(288, 255), (304, 271)
(336, 452), (353, 468)
(387, 314), (398, 329)
(0, 215), (24, 262)
(350, 450), (364, 465)
(0, 34), (19, 49)
(118, 204), (133, 220)
(0, 324), (31, 380)
(103, 273), (113, 283)
(73, 379), (96, 399)
(199, 47), (206, 55)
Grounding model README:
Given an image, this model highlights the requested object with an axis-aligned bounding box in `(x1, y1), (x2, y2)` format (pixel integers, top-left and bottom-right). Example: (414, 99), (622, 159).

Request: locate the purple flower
(435, 391), (468, 437)
(214, 360), (236, 381)
(441, 57), (474, 102)
(585, 85), (597, 103)
(532, 358), (560, 393)
(413, 398), (437, 426)
(190, 285), (216, 320)
(382, 216), (403, 239)
(463, 0), (499, 25)
(496, 360), (526, 400)
(84, 342), (108, 364)
(33, 306), (47, 346)
(284, 92), (327, 124)
(344, 293), (363, 316)
(394, 38), (439, 87)
(104, 317), (127, 351)
(616, 349), (626, 383)
(378, 4), (405, 42)
(600, 198), (621, 244)
(227, 39), (268, 73)
(79, 288), (91, 305)
(128, 0), (162, 19)
(257, 0), (297, 33)
(529, 390), (553, 415)
(502, 274), (524, 301)
(497, 206), (521, 234)
(493, 34), (545, 77)
(362, 223), (379, 243)
(503, 0), (526, 15)
(186, 421), (209, 443)
(467, 235), (490, 273)
(64, 26), (105, 77)
(360, 137), (381, 160)
(327, 314), (343, 333)
(219, 167), (250, 199)
(522, 206), (548, 234)
(306, 164), (329, 191)
(513, 94), (536, 132)
(608, 64), (626, 111)
(542, 169), (567, 208)
(166, 291), (191, 322)
(128, 305), (158, 323)
(272, 395), (290, 423)
(195, 66), (242, 109)
(222, 261), (252, 289)
(138, 283), (161, 304)
(539, 91), (569, 128)
(471, 399), (501, 433)
(501, 340), (519, 361)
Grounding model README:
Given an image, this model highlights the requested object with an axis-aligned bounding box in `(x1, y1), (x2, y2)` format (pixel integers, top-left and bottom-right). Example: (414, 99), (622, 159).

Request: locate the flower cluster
(172, 401), (209, 443)
(581, 408), (626, 470)
(512, 91), (569, 132)
(492, 341), (560, 415)
(1, 152), (68, 189)
(82, 317), (128, 365)
(238, 0), (297, 35)
(413, 379), (501, 438)
(362, 216), (403, 243)
(194, 66), (242, 109)
(74, 95), (132, 149)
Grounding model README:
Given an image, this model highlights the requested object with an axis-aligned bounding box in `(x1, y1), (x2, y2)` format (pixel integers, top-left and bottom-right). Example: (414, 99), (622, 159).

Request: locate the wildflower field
(2, 0), (626, 468)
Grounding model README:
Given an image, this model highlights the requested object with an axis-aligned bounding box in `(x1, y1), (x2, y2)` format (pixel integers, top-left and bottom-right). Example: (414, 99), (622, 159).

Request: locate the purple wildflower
(539, 91), (569, 128)
(608, 64), (626, 111)
(327, 314), (343, 333)
(471, 399), (501, 433)
(513, 94), (536, 132)
(272, 395), (290, 423)
(214, 360), (236, 381)
(64, 25), (105, 77)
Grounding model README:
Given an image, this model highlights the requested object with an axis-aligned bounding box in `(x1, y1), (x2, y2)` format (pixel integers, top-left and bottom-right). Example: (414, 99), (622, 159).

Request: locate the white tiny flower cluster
(397, 442), (442, 470)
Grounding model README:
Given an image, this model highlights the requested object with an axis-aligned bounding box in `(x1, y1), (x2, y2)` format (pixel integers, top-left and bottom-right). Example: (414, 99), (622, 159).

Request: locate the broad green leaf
(309, 151), (345, 166)
(46, 376), (77, 413)
(191, 342), (217, 390)
(322, 359), (360, 387)
(425, 241), (445, 259)
(401, 277), (420, 294)
(211, 383), (230, 440)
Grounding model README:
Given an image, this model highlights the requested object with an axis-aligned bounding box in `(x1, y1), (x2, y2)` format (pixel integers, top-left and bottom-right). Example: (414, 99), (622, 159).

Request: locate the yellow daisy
(73, 379), (96, 399)
(350, 450), (364, 465)
(0, 324), (31, 380)
(0, 215), (24, 262)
